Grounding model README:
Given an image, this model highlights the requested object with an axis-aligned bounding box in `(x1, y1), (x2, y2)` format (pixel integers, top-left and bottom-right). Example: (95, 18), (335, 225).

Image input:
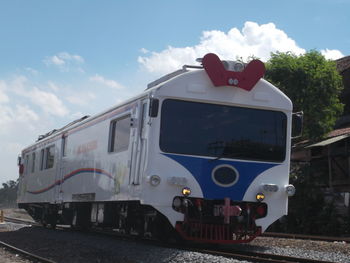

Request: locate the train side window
(109, 115), (131, 153)
(45, 146), (55, 169)
(62, 135), (68, 157)
(31, 152), (36, 173)
(24, 155), (29, 174)
(140, 102), (147, 137)
(40, 149), (45, 170)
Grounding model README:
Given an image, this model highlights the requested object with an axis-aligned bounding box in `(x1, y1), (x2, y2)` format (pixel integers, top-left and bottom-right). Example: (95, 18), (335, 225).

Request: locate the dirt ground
(0, 209), (34, 262)
(1, 209), (33, 221)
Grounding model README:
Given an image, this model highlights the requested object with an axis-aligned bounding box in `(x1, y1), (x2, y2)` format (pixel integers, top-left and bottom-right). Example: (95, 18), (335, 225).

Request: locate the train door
(109, 110), (134, 195)
(55, 133), (67, 203)
(130, 99), (148, 185)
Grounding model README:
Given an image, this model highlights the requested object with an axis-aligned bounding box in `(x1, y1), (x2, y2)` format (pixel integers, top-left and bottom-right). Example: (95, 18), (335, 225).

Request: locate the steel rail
(196, 248), (337, 263)
(263, 232), (350, 243)
(2, 217), (55, 262)
(7, 215), (350, 244)
(4, 216), (37, 225)
(0, 240), (56, 263)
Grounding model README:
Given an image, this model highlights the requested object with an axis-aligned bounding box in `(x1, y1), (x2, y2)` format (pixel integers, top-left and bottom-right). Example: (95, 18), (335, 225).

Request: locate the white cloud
(51, 55), (65, 65)
(7, 76), (69, 117)
(47, 81), (59, 92)
(15, 104), (40, 122)
(44, 52), (85, 72)
(0, 76), (72, 184)
(0, 77), (40, 134)
(5, 142), (23, 155)
(140, 48), (149, 54)
(0, 104), (39, 134)
(89, 74), (125, 89)
(58, 52), (84, 63)
(11, 75), (28, 94)
(0, 90), (9, 103)
(0, 105), (13, 130)
(0, 101), (48, 184)
(66, 92), (96, 106)
(0, 80), (9, 103)
(28, 87), (69, 117)
(25, 67), (39, 75)
(138, 21), (306, 74)
(321, 49), (344, 60)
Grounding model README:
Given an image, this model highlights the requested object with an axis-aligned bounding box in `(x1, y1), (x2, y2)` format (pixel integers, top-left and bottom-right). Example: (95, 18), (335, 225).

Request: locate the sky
(0, 0), (349, 184)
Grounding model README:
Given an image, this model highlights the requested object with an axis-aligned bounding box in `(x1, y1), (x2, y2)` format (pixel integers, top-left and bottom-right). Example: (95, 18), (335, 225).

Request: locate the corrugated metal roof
(336, 56), (350, 73)
(328, 126), (350, 138)
(306, 134), (349, 148)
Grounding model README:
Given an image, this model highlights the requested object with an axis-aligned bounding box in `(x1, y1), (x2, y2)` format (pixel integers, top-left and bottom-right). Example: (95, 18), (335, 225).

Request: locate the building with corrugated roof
(292, 56), (350, 212)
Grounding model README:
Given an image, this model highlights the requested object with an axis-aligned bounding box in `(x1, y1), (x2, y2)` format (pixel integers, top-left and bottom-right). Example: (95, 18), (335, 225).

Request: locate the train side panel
(18, 140), (60, 204)
(18, 98), (149, 205)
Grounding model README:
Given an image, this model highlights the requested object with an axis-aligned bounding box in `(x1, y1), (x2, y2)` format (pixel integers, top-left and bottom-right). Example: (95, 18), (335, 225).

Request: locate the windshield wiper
(209, 151), (245, 162)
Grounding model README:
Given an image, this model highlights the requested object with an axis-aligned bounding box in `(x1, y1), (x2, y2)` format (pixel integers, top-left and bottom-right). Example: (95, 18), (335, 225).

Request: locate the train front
(144, 53), (295, 244)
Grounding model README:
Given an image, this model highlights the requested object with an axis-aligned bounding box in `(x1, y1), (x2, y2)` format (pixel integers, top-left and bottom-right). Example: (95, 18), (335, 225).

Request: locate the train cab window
(109, 115), (131, 153)
(31, 152), (36, 173)
(160, 99), (287, 162)
(45, 146), (55, 169)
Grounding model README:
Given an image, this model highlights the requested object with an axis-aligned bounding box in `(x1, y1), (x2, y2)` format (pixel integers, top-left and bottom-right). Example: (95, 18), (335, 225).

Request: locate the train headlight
(256, 193), (265, 202)
(149, 175), (161, 186)
(173, 197), (182, 209)
(182, 187), (191, 196)
(285, 184), (296, 196)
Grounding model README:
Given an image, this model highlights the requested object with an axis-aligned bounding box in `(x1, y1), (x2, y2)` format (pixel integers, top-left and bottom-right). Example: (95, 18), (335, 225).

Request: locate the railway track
(0, 240), (56, 263)
(3, 216), (37, 225)
(2, 216), (343, 263)
(194, 247), (337, 263)
(263, 231), (350, 243)
(1, 217), (56, 262)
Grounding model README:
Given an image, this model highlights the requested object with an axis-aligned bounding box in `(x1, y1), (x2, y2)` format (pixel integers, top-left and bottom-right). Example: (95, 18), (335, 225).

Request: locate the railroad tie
(0, 210), (3, 223)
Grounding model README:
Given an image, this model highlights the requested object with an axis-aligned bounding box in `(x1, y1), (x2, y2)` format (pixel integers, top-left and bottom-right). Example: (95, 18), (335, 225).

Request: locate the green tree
(0, 180), (18, 207)
(265, 50), (344, 140)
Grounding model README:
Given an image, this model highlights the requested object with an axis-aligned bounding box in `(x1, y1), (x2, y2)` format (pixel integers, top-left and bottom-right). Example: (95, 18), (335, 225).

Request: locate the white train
(17, 53), (299, 243)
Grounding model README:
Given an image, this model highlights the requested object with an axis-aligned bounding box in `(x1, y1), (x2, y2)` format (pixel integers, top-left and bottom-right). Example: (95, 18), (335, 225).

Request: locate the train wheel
(50, 221), (57, 229)
(70, 203), (91, 230)
(152, 213), (180, 243)
(71, 210), (78, 229)
(41, 209), (48, 227)
(49, 214), (57, 229)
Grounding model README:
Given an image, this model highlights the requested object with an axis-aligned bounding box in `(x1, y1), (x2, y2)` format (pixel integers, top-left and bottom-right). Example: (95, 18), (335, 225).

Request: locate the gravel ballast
(237, 236), (350, 263)
(0, 220), (349, 263)
(0, 223), (249, 263)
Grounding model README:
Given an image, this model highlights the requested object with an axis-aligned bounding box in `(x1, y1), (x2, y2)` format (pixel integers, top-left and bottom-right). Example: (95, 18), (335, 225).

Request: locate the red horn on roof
(202, 53), (265, 91)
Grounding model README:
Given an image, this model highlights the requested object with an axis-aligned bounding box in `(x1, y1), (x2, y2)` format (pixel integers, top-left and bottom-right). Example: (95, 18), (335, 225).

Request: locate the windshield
(160, 99), (287, 162)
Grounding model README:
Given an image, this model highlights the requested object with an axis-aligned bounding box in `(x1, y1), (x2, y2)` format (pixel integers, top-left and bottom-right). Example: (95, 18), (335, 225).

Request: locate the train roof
(22, 89), (153, 153)
(24, 65), (203, 150)
(22, 54), (291, 153)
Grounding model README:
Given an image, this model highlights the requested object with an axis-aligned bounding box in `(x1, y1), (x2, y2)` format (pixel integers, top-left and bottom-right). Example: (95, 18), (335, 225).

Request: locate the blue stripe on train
(163, 153), (278, 200)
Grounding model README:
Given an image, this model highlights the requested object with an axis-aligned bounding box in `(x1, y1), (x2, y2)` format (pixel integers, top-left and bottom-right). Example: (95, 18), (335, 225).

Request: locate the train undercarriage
(18, 198), (267, 244)
(19, 201), (177, 241)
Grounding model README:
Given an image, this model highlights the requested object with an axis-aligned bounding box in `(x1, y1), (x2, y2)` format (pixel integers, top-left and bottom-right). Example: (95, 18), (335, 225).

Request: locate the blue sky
(0, 0), (349, 184)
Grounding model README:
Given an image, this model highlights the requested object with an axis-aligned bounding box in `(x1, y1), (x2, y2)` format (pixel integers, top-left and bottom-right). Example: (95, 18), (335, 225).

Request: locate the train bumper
(172, 197), (266, 244)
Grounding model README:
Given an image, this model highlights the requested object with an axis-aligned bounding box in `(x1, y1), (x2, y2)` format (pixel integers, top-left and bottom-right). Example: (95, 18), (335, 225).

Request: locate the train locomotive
(17, 53), (298, 244)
